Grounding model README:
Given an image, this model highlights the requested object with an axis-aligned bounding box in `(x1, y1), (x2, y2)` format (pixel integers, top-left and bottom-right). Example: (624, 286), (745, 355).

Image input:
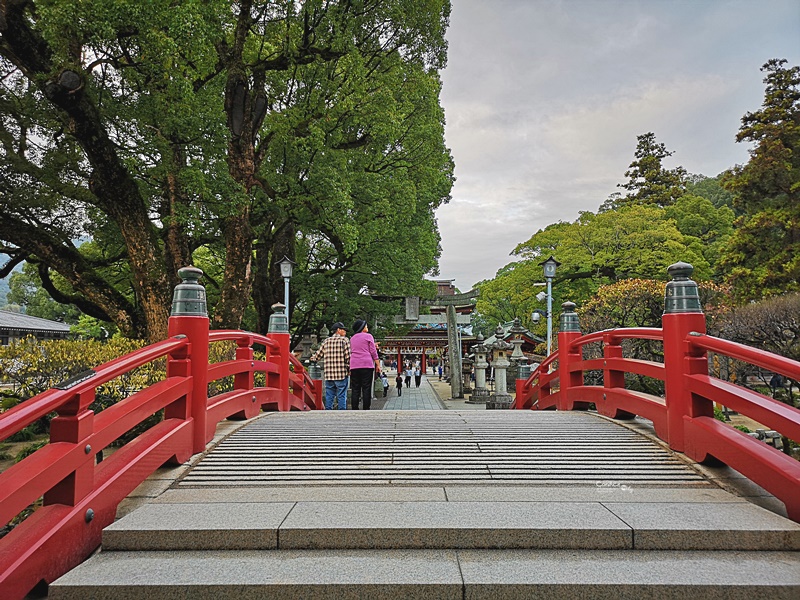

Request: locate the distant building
(0, 311), (72, 345)
(433, 279), (456, 296)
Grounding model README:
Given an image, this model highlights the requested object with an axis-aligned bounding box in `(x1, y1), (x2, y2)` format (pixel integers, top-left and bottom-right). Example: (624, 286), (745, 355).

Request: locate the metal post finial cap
(171, 266), (207, 317)
(664, 262), (703, 314)
(268, 302), (289, 333)
(559, 301), (581, 332)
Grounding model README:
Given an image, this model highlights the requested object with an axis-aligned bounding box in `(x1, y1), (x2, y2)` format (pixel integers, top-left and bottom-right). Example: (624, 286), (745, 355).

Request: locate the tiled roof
(0, 310), (72, 333)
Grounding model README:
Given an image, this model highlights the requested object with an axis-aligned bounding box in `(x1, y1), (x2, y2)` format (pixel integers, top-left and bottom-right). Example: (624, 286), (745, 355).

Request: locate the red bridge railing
(514, 264), (800, 523)
(0, 267), (323, 599)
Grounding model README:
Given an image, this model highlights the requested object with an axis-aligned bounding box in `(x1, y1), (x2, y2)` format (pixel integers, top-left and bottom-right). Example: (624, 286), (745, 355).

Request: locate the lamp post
(538, 256), (560, 357)
(277, 256), (295, 326)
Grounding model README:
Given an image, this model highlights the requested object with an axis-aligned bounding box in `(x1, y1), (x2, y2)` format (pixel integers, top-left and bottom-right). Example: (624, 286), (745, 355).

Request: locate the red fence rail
(0, 300), (322, 599)
(514, 291), (800, 524)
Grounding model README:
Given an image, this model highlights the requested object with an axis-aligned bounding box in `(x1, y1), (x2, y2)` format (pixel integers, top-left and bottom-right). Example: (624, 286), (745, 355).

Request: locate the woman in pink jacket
(350, 319), (380, 410)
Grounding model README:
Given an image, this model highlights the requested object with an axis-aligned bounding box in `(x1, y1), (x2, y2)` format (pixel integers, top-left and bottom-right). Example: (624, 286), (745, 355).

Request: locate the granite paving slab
(457, 549), (800, 599)
(603, 501), (800, 550)
(103, 502), (295, 550)
(278, 500), (631, 549)
(49, 549), (463, 600)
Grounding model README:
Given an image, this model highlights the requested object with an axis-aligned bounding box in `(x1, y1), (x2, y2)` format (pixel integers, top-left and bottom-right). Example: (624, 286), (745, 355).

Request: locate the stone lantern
(507, 317), (528, 391)
(299, 334), (314, 361)
(467, 334), (490, 404)
(309, 324), (330, 380)
(487, 325), (514, 409)
(461, 353), (473, 395)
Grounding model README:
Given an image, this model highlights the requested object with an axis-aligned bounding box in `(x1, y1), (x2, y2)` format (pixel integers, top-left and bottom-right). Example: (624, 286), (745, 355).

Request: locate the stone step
(101, 500), (800, 552)
(48, 548), (800, 599)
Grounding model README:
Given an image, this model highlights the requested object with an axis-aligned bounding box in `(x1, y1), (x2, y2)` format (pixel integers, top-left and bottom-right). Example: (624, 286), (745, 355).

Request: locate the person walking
(438, 364), (443, 381)
(310, 322), (350, 410)
(395, 372), (404, 396)
(414, 365), (421, 387)
(404, 364), (413, 388)
(380, 372), (389, 398)
(350, 319), (380, 410)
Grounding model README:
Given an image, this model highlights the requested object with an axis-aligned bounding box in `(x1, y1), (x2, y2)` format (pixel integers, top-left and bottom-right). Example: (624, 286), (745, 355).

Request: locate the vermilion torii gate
(384, 289), (478, 398)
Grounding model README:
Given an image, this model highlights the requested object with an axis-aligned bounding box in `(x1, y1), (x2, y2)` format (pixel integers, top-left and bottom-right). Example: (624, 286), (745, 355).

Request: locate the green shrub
(15, 439), (48, 462)
(734, 425), (752, 433)
(7, 426), (36, 442)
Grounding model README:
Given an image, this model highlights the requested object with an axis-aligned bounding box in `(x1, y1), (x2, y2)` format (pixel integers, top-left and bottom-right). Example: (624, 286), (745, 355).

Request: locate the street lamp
(538, 256), (560, 356)
(277, 255), (295, 326)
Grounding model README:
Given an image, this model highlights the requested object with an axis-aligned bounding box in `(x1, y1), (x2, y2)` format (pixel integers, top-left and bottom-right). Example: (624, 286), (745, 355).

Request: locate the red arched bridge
(1, 264), (799, 598)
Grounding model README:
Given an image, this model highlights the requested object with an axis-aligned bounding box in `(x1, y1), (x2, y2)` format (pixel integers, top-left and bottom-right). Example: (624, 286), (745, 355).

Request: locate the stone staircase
(49, 411), (800, 598)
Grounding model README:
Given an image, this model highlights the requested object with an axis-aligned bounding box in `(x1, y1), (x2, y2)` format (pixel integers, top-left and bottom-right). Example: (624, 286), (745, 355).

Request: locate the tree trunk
(1, 4), (171, 342)
(252, 221), (295, 334)
(211, 212), (254, 330)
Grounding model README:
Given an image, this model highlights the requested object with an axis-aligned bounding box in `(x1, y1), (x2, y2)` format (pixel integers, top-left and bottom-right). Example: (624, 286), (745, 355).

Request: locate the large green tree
(720, 59), (800, 300)
(0, 0), (453, 341)
(476, 204), (710, 334)
(664, 194), (734, 277)
(612, 132), (687, 208)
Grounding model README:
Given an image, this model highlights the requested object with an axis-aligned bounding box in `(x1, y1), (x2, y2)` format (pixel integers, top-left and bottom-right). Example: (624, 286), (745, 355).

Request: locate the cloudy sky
(434, 0), (800, 291)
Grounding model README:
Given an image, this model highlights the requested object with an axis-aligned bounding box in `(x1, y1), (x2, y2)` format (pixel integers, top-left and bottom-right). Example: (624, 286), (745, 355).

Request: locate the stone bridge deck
(49, 409), (800, 598)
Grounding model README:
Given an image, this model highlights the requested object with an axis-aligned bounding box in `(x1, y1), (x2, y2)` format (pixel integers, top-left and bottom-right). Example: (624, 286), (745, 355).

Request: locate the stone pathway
(382, 375), (446, 410)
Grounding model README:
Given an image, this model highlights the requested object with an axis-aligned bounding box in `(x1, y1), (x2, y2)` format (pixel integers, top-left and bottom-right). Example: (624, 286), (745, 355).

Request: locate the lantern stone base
(466, 388), (490, 404)
(486, 393), (513, 410)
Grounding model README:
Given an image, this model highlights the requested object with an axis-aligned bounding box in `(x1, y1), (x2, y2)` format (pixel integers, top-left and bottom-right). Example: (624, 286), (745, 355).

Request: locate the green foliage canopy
(0, 0), (454, 341)
(720, 59), (800, 300)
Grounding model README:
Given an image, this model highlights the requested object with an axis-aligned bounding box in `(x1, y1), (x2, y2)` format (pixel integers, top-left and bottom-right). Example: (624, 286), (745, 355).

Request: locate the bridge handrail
(208, 329), (280, 350)
(571, 327), (665, 346)
(514, 303), (800, 523)
(687, 332), (800, 380)
(206, 330), (318, 403)
(0, 336), (189, 442)
(0, 310), (323, 599)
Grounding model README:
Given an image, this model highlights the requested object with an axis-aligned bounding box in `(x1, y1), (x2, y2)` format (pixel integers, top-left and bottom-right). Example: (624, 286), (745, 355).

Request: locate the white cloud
(435, 0), (800, 290)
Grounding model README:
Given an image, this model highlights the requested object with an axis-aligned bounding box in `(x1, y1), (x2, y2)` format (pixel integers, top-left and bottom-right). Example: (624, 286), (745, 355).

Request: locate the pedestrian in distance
(310, 322), (350, 410)
(396, 372), (403, 396)
(405, 365), (413, 388)
(380, 372), (389, 397)
(414, 365), (421, 387)
(438, 364), (443, 380)
(350, 319), (380, 410)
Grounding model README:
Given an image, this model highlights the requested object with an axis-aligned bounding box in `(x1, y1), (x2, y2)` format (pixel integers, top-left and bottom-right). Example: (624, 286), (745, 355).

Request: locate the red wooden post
(167, 266), (209, 454)
(662, 262), (709, 453)
(600, 332), (634, 419)
(556, 302), (584, 410)
(267, 303), (291, 412)
(515, 362), (532, 409)
(44, 389), (95, 506)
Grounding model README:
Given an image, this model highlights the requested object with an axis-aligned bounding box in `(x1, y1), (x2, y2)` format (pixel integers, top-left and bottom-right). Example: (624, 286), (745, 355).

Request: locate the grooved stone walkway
(178, 411), (708, 487)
